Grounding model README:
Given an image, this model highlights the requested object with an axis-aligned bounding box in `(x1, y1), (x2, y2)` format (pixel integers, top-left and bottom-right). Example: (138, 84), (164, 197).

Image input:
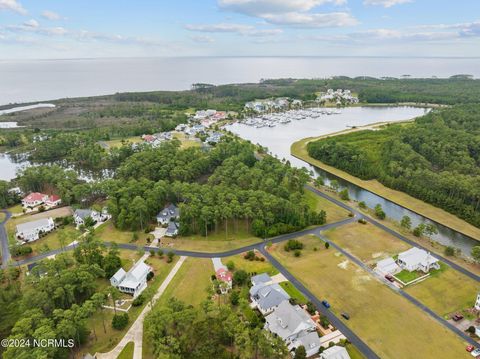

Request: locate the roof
(129, 261), (150, 281)
(216, 268), (233, 283)
(74, 209), (95, 220)
(398, 247), (439, 267)
(16, 217), (53, 233)
(166, 221), (178, 234)
(157, 204), (179, 220)
(48, 194), (61, 202)
(320, 345), (351, 359)
(251, 273), (272, 286)
(111, 268), (126, 282)
(23, 192), (46, 201)
(265, 301), (316, 340)
(376, 257), (400, 273)
(255, 284), (290, 311)
(296, 330), (321, 351)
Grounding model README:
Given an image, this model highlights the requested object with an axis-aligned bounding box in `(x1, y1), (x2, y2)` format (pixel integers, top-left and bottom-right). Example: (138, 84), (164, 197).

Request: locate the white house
(156, 204), (180, 225)
(320, 345), (351, 359)
(474, 293), (480, 311)
(250, 282), (291, 315)
(375, 257), (401, 276)
(73, 208), (108, 227)
(397, 247), (440, 273)
(16, 217), (55, 242)
(22, 192), (49, 208)
(110, 260), (152, 298)
(265, 300), (319, 357)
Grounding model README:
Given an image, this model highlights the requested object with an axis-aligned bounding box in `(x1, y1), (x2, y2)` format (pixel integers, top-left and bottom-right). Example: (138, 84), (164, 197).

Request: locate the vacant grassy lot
(160, 236), (262, 252)
(172, 131), (202, 149)
(269, 235), (470, 359)
(95, 222), (153, 245)
(304, 190), (351, 224)
(323, 222), (410, 265)
(6, 204), (23, 215)
(177, 219), (256, 242)
(291, 136), (480, 242)
(405, 265), (478, 317)
(80, 254), (178, 356)
(223, 252), (278, 276)
(155, 257), (213, 308)
(103, 136), (142, 148)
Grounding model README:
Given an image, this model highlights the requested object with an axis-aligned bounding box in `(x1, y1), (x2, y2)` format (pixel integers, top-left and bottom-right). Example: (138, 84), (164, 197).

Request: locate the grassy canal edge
(291, 120), (480, 243)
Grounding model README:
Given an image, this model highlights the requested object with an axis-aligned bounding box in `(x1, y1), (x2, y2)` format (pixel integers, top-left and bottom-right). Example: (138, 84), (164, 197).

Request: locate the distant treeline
(307, 104), (480, 227)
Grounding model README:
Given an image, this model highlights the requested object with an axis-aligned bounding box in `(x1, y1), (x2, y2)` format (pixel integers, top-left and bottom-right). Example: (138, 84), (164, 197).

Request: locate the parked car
(341, 312), (350, 320)
(466, 345), (475, 353)
(385, 274), (395, 282)
(452, 314), (464, 321)
(321, 300), (331, 308)
(471, 348), (480, 357)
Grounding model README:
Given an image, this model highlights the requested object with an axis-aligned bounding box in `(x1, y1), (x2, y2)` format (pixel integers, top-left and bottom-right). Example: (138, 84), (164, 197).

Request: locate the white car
(471, 348), (480, 357)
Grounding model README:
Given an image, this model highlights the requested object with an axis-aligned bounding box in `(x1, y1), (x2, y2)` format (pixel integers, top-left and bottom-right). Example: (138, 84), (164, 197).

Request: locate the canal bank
(291, 133), (480, 254)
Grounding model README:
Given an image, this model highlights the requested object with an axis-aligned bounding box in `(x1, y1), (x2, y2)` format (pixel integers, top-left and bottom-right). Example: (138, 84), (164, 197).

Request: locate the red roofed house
(215, 268), (233, 294)
(46, 195), (62, 207)
(22, 192), (49, 208)
(142, 134), (155, 142)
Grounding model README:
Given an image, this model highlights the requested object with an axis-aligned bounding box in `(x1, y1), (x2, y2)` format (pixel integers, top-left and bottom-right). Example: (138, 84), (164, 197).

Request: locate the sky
(0, 0), (479, 59)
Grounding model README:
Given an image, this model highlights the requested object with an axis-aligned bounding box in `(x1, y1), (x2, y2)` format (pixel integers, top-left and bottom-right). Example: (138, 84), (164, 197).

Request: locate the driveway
(0, 209), (12, 268)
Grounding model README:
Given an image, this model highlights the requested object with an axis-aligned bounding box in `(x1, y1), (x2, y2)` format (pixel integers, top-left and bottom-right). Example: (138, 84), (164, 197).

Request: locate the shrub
(324, 242), (330, 249)
(244, 251), (255, 261)
(294, 249), (301, 257)
(233, 270), (248, 286)
(166, 251), (175, 263)
(306, 301), (316, 315)
(147, 271), (154, 281)
(226, 260), (235, 271)
(374, 204), (386, 220)
(157, 249), (164, 258)
(11, 245), (33, 257)
(358, 201), (367, 209)
(358, 218), (367, 224)
(444, 246), (455, 256)
(284, 239), (303, 252)
(230, 291), (240, 306)
(467, 326), (476, 334)
(132, 295), (145, 307)
(348, 212), (354, 217)
(112, 313), (129, 330)
(339, 189), (350, 201)
(259, 257), (265, 262)
(149, 250), (155, 256)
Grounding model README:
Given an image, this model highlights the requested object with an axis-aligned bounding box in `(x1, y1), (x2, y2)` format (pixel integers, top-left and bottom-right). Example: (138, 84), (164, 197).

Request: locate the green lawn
(395, 270), (422, 284)
(323, 222), (410, 265)
(223, 252), (278, 276)
(155, 257), (213, 308)
(7, 204), (23, 215)
(80, 254), (178, 356)
(304, 190), (351, 224)
(346, 343), (366, 359)
(405, 264), (478, 317)
(0, 212), (6, 222)
(269, 235), (470, 359)
(117, 342), (134, 359)
(103, 136), (142, 149)
(95, 222), (153, 245)
(279, 281), (306, 304)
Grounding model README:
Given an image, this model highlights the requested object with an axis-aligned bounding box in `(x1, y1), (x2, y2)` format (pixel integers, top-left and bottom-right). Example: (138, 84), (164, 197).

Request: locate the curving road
(0, 209), (12, 269)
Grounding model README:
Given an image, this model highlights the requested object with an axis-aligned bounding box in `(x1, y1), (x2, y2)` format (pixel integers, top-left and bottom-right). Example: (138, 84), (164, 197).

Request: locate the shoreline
(291, 121), (480, 243)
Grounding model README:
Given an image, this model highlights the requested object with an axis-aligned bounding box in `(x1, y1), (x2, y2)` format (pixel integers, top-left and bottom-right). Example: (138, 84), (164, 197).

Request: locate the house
(215, 268), (233, 293)
(205, 132), (224, 144)
(73, 209), (107, 227)
(156, 204), (180, 225)
(22, 192), (48, 208)
(397, 247), (440, 273)
(375, 257), (401, 276)
(474, 293), (480, 311)
(27, 262), (48, 278)
(165, 222), (179, 237)
(264, 301), (319, 353)
(46, 195), (61, 207)
(319, 345), (351, 359)
(142, 134), (155, 143)
(291, 330), (321, 358)
(251, 273), (272, 286)
(250, 282), (291, 315)
(16, 217), (55, 242)
(110, 260), (152, 298)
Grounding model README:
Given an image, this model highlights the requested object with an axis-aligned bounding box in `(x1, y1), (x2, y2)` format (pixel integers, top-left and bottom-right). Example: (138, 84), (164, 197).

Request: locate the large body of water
(226, 106), (478, 256)
(1, 57), (480, 105)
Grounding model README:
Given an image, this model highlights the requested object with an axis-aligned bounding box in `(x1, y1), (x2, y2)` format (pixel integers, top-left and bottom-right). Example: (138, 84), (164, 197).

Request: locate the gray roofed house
(251, 273), (272, 286)
(165, 222), (179, 237)
(291, 330), (321, 358)
(16, 217), (55, 242)
(156, 204), (180, 225)
(250, 282), (290, 315)
(264, 300), (317, 344)
(319, 345), (351, 359)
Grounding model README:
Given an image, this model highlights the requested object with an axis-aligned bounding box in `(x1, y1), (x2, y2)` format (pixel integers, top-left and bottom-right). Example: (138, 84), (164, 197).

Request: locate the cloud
(217, 0), (355, 29)
(23, 19), (39, 28)
(0, 0), (26, 14)
(263, 12), (357, 27)
(190, 35), (215, 43)
(41, 10), (63, 21)
(363, 0), (412, 7)
(218, 0), (346, 16)
(185, 23), (282, 36)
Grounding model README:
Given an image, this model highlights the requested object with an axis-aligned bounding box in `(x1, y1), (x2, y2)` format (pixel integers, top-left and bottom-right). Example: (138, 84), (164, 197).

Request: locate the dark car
(341, 312), (350, 320)
(452, 314), (464, 321)
(385, 274), (395, 282)
(322, 300), (331, 308)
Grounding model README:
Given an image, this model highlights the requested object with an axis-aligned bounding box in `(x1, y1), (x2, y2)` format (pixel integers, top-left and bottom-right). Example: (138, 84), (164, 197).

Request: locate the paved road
(315, 232), (480, 348)
(0, 209), (12, 269)
(306, 184), (480, 283)
(259, 246), (380, 359)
